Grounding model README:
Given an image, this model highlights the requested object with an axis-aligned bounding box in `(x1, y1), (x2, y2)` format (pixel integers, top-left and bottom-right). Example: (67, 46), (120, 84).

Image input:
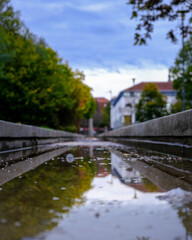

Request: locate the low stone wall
(0, 120), (84, 151)
(99, 110), (192, 158)
(101, 110), (192, 138)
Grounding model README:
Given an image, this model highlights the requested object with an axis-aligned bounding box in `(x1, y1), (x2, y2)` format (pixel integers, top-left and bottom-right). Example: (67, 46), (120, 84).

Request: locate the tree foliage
(169, 36), (192, 112)
(0, 0), (95, 131)
(127, 0), (192, 45)
(0, 147), (97, 240)
(102, 102), (110, 127)
(136, 83), (167, 122)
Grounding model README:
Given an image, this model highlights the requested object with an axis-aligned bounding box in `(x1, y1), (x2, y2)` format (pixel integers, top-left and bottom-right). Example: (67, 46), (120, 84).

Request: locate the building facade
(110, 82), (177, 129)
(93, 97), (109, 133)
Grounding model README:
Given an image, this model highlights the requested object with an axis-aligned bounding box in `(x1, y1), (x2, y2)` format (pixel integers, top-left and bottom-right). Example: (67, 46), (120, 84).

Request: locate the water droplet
(66, 154), (74, 163)
(61, 187), (66, 190)
(53, 197), (59, 200)
(1, 218), (7, 223)
(14, 221), (21, 227)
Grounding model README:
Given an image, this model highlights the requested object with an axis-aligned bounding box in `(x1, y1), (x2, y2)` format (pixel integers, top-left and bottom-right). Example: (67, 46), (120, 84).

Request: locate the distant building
(80, 97), (109, 135)
(93, 97), (109, 133)
(110, 81), (177, 129)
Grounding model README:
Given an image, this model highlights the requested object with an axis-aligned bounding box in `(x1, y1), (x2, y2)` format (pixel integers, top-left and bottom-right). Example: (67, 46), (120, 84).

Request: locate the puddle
(0, 140), (192, 240)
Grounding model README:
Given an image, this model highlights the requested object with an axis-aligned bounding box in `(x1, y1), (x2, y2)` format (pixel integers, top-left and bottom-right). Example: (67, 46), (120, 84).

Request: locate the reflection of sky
(40, 174), (187, 240)
(86, 174), (161, 202)
(3, 143), (191, 240)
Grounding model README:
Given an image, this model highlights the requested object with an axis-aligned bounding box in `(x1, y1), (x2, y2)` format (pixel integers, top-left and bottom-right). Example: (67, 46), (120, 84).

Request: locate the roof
(94, 97), (109, 103)
(124, 81), (174, 92)
(112, 81), (175, 107)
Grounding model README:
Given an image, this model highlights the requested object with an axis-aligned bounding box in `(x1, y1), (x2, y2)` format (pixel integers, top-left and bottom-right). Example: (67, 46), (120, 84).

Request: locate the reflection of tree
(0, 148), (97, 240)
(177, 204), (192, 238)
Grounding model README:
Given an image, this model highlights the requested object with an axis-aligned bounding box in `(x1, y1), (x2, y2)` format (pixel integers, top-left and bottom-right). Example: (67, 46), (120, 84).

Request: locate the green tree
(127, 0), (192, 45)
(136, 83), (167, 122)
(102, 102), (110, 128)
(0, 0), (95, 132)
(169, 36), (192, 112)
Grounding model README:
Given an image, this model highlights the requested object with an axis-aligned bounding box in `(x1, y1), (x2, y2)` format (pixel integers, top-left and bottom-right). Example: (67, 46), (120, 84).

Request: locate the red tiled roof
(125, 82), (173, 91)
(94, 97), (109, 103)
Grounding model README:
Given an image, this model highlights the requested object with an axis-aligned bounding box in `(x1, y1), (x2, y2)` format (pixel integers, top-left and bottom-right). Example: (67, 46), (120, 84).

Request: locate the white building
(110, 82), (177, 129)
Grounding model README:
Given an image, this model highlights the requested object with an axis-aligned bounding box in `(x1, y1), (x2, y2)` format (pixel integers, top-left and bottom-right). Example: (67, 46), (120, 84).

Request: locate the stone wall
(99, 110), (192, 158)
(101, 110), (192, 138)
(0, 120), (83, 151)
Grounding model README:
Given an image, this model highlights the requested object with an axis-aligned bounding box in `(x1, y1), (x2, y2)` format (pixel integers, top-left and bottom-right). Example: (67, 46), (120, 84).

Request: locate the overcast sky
(11, 0), (182, 98)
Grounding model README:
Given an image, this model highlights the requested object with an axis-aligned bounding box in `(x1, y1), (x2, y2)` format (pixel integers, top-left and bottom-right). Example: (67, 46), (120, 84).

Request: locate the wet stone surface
(0, 140), (192, 240)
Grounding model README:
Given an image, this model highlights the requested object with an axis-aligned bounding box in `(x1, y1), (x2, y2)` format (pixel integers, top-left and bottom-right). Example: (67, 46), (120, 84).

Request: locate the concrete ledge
(0, 120), (84, 151)
(100, 110), (192, 138)
(99, 110), (192, 158)
(0, 120), (82, 138)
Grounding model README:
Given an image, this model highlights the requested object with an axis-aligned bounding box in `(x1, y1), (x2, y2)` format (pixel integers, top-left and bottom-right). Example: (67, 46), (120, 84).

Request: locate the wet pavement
(0, 139), (192, 240)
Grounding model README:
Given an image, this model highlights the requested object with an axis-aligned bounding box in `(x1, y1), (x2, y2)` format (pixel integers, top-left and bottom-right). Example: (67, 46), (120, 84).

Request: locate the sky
(11, 0), (182, 99)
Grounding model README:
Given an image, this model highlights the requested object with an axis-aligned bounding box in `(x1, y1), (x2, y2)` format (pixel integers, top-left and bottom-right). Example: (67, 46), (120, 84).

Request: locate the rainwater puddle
(0, 140), (192, 240)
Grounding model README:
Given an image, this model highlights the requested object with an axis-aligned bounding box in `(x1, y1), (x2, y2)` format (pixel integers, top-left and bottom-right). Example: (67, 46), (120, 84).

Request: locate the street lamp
(107, 90), (112, 129)
(177, 9), (189, 111)
(132, 78), (136, 124)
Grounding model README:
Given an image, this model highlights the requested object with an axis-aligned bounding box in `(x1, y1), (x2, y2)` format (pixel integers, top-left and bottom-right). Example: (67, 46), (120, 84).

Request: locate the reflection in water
(0, 146), (99, 240)
(111, 152), (163, 193)
(110, 146), (192, 240)
(0, 142), (192, 240)
(0, 146), (72, 186)
(178, 205), (192, 239)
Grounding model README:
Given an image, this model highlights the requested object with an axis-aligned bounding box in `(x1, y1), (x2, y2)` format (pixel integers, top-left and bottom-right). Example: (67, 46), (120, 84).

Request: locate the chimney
(168, 70), (171, 82)
(132, 78), (135, 86)
(168, 73), (171, 82)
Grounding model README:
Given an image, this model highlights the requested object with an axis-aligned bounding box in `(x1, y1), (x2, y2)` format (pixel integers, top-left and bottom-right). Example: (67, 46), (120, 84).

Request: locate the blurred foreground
(0, 140), (192, 240)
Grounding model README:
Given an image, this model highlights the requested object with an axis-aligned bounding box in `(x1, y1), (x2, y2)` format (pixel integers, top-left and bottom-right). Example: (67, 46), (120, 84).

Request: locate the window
(126, 103), (132, 107)
(161, 91), (176, 96)
(124, 92), (130, 97)
(135, 92), (141, 97)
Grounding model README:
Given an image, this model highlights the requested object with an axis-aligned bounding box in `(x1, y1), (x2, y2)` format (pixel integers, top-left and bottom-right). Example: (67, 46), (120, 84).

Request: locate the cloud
(11, 0), (181, 98)
(64, 3), (112, 12)
(83, 65), (169, 98)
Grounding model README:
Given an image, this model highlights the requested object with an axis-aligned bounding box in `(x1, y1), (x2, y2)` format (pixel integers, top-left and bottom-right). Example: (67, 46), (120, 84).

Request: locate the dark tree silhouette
(127, 0), (192, 45)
